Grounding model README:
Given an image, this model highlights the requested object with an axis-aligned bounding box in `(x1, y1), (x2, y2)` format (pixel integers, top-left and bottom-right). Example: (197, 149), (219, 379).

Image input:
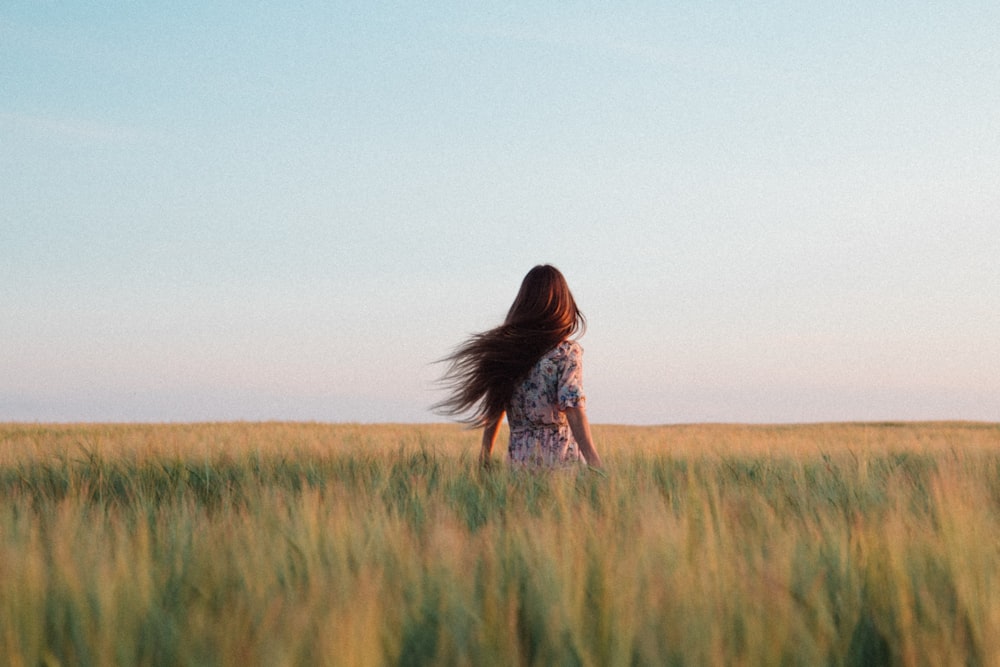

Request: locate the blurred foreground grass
(2, 421), (999, 666)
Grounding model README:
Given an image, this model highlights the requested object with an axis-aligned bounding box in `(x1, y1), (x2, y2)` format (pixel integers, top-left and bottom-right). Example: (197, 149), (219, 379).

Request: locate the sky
(2, 2), (999, 425)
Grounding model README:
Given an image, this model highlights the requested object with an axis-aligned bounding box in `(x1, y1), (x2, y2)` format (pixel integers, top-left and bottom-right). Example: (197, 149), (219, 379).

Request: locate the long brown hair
(434, 265), (586, 427)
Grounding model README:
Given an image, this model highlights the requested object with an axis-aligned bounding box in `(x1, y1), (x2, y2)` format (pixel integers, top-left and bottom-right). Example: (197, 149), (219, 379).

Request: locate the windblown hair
(434, 265), (586, 427)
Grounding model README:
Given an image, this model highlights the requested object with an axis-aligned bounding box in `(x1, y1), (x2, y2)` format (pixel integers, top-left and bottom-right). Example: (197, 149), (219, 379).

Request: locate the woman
(435, 265), (603, 469)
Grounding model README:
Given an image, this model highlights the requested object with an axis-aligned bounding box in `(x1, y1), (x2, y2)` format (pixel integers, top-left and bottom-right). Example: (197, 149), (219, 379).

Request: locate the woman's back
(507, 340), (586, 466)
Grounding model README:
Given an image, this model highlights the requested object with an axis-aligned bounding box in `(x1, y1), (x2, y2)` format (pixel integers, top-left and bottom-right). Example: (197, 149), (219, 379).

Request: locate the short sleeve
(557, 341), (586, 410)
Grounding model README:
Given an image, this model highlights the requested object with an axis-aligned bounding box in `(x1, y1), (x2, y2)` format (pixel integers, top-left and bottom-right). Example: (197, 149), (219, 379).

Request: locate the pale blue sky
(3, 2), (998, 424)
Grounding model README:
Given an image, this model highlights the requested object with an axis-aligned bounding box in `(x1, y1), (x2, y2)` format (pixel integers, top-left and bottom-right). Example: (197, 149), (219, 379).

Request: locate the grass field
(2, 421), (999, 666)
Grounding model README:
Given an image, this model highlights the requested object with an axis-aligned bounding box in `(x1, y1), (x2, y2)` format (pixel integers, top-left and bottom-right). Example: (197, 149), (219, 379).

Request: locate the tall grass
(1, 422), (999, 665)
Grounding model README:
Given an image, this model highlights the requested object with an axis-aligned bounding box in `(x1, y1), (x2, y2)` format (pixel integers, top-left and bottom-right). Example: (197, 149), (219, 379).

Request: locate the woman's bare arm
(565, 406), (603, 468)
(481, 413), (504, 466)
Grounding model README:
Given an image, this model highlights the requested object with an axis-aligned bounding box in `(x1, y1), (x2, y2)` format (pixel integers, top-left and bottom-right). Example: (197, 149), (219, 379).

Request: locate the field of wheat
(2, 421), (999, 666)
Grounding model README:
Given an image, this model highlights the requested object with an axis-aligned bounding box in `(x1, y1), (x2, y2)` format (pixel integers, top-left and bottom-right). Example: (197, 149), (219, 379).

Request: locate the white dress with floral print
(507, 340), (586, 467)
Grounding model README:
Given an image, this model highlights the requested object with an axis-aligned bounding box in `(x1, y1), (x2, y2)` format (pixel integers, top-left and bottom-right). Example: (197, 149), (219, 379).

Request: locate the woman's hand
(480, 413), (504, 469)
(565, 406), (603, 469)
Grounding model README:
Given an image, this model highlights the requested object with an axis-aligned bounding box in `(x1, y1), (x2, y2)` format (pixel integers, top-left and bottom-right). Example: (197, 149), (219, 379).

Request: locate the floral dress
(507, 340), (586, 467)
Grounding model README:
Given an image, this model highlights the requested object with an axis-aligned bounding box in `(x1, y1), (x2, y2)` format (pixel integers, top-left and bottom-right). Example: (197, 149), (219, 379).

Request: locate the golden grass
(4, 420), (995, 462)
(2, 421), (999, 666)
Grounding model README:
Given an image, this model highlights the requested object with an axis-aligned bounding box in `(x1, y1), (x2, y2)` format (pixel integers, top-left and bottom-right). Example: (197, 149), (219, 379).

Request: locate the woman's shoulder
(548, 339), (583, 360)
